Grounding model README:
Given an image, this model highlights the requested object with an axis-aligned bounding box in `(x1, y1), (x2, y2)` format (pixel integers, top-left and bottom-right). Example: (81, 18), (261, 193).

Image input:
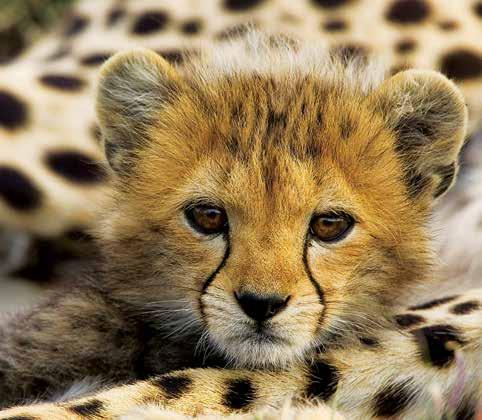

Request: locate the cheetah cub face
(96, 35), (467, 367)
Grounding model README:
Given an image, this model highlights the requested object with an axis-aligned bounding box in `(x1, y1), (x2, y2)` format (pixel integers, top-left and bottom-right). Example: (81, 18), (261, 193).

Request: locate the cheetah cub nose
(235, 292), (290, 322)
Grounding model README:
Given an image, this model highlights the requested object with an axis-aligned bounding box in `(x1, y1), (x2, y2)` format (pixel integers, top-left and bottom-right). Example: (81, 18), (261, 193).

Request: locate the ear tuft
(373, 69), (468, 200)
(96, 48), (182, 174)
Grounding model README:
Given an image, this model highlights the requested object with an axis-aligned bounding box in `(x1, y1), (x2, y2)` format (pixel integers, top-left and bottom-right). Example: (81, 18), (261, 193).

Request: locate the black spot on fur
(396, 39), (417, 54)
(3, 417), (39, 420)
(132, 11), (169, 35)
(386, 0), (430, 24)
(359, 336), (379, 347)
(153, 374), (192, 398)
(90, 123), (102, 143)
(65, 228), (93, 242)
(80, 52), (111, 66)
(312, 0), (351, 9)
(316, 109), (324, 126)
(39, 74), (85, 91)
(69, 399), (105, 416)
(433, 163), (456, 198)
(305, 360), (339, 401)
(340, 116), (356, 140)
(395, 114), (435, 145)
(11, 237), (76, 282)
(224, 378), (255, 410)
(224, 0), (264, 11)
(323, 19), (347, 31)
(267, 109), (287, 132)
(406, 172), (430, 199)
(45, 151), (107, 184)
(451, 300), (480, 315)
(29, 377), (51, 395)
(412, 324), (464, 367)
(0, 90), (28, 129)
(440, 50), (482, 80)
(0, 26), (26, 64)
(390, 63), (413, 75)
(45, 45), (70, 61)
(226, 133), (242, 157)
(331, 44), (368, 62)
(373, 379), (417, 417)
(216, 24), (251, 40)
(106, 7), (126, 26)
(157, 49), (194, 65)
(148, 223), (166, 235)
(231, 102), (243, 123)
(0, 358), (9, 374)
(474, 2), (482, 18)
(0, 166), (41, 211)
(438, 20), (459, 31)
(181, 19), (202, 35)
(409, 295), (458, 310)
(63, 15), (89, 37)
(395, 313), (425, 328)
(454, 398), (477, 420)
(16, 337), (30, 348)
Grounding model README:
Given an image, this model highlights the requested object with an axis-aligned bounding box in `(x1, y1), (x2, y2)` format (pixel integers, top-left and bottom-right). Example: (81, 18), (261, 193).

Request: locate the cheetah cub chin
(0, 32), (472, 414)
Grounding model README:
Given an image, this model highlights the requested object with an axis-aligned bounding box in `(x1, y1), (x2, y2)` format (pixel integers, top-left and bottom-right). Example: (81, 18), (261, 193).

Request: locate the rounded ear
(96, 48), (183, 175)
(372, 69), (468, 200)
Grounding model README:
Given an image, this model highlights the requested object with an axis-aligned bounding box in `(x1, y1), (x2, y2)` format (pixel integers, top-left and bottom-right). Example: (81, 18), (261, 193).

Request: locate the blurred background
(0, 0), (101, 313)
(0, 0), (75, 63)
(0, 0), (74, 312)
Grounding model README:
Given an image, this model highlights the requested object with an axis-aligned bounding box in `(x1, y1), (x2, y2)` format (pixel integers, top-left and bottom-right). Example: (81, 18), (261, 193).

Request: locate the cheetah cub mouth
(96, 33), (467, 368)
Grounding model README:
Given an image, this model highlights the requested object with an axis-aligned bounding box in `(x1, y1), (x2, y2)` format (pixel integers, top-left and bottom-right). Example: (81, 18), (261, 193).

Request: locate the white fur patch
(187, 30), (387, 96)
(121, 401), (344, 420)
(49, 377), (106, 402)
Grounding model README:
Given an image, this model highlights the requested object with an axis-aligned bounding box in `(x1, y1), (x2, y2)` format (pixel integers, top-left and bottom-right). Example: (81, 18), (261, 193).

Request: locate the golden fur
(1, 33), (479, 419)
(95, 35), (466, 367)
(0, 1), (481, 417)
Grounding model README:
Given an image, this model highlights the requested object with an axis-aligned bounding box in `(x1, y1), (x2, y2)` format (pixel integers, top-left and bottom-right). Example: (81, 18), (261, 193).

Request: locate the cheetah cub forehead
(96, 32), (467, 367)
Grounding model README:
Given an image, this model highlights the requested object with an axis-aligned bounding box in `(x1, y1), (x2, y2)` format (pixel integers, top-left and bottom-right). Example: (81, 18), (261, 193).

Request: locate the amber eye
(185, 205), (228, 235)
(310, 212), (354, 243)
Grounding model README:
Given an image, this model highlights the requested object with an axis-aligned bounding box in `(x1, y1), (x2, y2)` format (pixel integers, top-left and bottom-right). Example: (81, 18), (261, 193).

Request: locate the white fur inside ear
(371, 69), (468, 199)
(97, 48), (178, 123)
(96, 49), (182, 173)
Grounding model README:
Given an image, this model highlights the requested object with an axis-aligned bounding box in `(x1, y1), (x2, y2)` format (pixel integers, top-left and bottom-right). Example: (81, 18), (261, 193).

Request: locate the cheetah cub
(1, 33), (480, 419)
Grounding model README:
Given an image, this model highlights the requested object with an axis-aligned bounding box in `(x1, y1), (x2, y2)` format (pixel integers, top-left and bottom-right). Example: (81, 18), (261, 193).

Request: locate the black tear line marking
(199, 235), (231, 321)
(303, 237), (325, 323)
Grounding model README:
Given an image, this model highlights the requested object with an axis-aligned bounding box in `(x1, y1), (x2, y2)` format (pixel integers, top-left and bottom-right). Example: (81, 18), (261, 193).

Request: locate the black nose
(235, 292), (290, 322)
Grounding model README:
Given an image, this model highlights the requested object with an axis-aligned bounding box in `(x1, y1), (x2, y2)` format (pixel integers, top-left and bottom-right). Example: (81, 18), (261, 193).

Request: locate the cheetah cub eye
(309, 212), (354, 243)
(185, 205), (228, 235)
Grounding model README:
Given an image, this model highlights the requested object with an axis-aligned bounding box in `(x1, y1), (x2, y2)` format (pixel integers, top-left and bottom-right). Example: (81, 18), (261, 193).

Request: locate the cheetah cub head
(96, 34), (467, 367)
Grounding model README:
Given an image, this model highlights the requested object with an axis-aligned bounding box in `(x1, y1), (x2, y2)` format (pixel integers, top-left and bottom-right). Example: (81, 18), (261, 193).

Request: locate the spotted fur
(0, 1), (481, 419)
(0, 289), (480, 419)
(0, 29), (480, 419)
